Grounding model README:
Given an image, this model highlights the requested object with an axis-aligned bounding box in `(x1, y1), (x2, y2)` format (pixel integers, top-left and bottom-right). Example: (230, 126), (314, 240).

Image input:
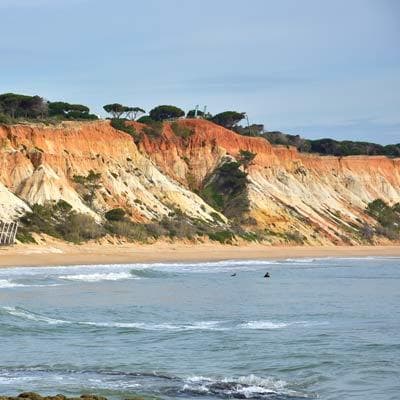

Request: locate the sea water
(0, 257), (399, 399)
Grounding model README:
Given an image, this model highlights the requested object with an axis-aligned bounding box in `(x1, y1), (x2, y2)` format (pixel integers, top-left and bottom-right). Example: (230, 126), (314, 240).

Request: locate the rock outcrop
(0, 393), (112, 400)
(0, 181), (30, 222)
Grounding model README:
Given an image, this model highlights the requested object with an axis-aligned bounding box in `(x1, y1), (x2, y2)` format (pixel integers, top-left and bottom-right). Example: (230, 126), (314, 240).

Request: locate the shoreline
(1, 242), (400, 268)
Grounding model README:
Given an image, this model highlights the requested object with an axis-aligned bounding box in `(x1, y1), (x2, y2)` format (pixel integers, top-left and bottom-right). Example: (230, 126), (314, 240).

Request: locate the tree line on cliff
(1, 92), (399, 157)
(0, 93), (99, 122)
(0, 92), (246, 130)
(262, 131), (400, 158)
(231, 123), (400, 157)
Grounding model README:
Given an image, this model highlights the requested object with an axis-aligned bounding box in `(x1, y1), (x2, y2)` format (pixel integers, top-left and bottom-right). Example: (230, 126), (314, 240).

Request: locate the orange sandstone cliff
(1, 119), (399, 245)
(136, 119), (400, 244)
(0, 121), (220, 224)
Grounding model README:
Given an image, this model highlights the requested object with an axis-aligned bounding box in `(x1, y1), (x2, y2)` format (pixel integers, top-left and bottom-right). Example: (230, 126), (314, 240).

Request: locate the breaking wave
(1, 257), (397, 285)
(0, 280), (60, 289)
(81, 320), (224, 331)
(0, 367), (311, 398)
(0, 279), (26, 289)
(0, 307), (225, 331)
(180, 374), (309, 398)
(239, 321), (289, 330)
(1, 306), (69, 325)
(59, 272), (136, 282)
(0, 307), (318, 334)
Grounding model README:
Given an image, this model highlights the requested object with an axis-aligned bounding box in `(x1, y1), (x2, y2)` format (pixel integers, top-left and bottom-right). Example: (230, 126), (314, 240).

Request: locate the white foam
(239, 320), (289, 330)
(2, 306), (69, 325)
(1, 256), (397, 282)
(2, 306), (318, 332)
(185, 375), (213, 383)
(190, 321), (222, 330)
(59, 272), (135, 282)
(235, 374), (287, 389)
(283, 258), (318, 263)
(81, 320), (224, 331)
(1, 307), (225, 331)
(0, 375), (37, 385)
(182, 374), (305, 398)
(0, 279), (26, 288)
(80, 321), (178, 329)
(0, 280), (61, 289)
(0, 259), (278, 278)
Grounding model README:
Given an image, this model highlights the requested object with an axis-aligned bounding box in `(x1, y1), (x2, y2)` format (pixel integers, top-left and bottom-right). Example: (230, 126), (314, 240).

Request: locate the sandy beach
(1, 242), (400, 268)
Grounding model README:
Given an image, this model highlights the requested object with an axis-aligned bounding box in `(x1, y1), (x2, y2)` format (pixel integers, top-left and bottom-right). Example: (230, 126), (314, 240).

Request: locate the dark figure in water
(231, 273), (237, 277)
(264, 272), (270, 278)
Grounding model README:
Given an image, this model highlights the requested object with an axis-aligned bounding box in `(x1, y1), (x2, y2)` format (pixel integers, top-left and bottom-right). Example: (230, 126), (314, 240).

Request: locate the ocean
(0, 257), (399, 399)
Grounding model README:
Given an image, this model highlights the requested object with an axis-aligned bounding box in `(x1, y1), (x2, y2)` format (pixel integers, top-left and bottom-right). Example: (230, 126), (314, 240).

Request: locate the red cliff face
(137, 119), (276, 187)
(1, 119), (399, 245)
(137, 119), (400, 186)
(0, 121), (221, 224)
(136, 119), (400, 244)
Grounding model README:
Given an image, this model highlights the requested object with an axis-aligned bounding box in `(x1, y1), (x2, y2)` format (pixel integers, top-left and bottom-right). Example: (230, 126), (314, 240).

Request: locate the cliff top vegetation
(1, 91), (399, 157)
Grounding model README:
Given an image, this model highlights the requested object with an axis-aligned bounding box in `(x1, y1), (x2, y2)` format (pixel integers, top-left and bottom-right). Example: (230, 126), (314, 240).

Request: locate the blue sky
(0, 0), (399, 143)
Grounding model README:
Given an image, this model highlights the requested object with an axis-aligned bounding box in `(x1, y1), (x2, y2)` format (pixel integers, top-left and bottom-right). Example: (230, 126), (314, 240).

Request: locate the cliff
(1, 119), (399, 244)
(136, 119), (400, 244)
(0, 121), (220, 225)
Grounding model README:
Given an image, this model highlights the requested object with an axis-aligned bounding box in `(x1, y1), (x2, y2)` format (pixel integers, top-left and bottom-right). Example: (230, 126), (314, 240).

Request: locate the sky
(0, 0), (399, 143)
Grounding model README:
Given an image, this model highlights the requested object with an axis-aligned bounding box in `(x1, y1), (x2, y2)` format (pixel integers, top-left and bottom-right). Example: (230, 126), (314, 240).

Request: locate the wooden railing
(0, 221), (18, 245)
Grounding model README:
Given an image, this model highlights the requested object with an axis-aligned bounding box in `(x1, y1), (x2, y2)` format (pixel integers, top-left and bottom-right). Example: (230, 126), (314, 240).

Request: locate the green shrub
(375, 225), (399, 240)
(20, 203), (62, 238)
(367, 199), (388, 218)
(143, 121), (163, 139)
(15, 228), (36, 244)
(110, 118), (141, 143)
(145, 222), (166, 238)
(239, 231), (259, 242)
(359, 223), (374, 242)
(137, 115), (155, 124)
(208, 230), (235, 244)
(0, 112), (13, 124)
(200, 161), (250, 221)
(73, 170), (101, 208)
(160, 215), (197, 239)
(105, 220), (149, 242)
(58, 213), (105, 243)
(105, 208), (126, 221)
(284, 231), (305, 244)
(170, 122), (193, 139)
(201, 186), (224, 210)
(17, 200), (257, 244)
(19, 200), (104, 243)
(238, 150), (256, 169)
(366, 199), (400, 240)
